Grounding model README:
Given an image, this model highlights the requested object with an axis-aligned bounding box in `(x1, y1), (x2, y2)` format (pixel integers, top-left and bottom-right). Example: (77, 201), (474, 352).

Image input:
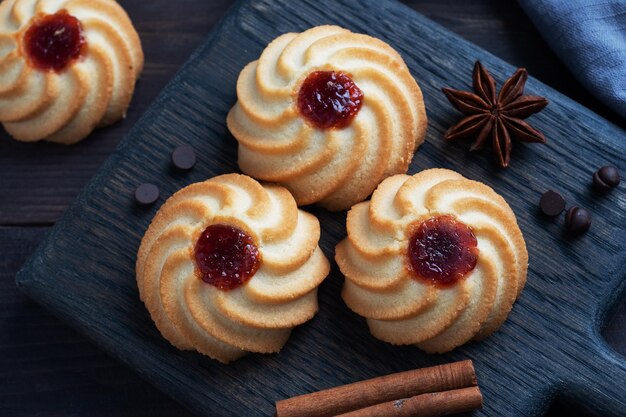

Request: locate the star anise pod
(442, 61), (548, 168)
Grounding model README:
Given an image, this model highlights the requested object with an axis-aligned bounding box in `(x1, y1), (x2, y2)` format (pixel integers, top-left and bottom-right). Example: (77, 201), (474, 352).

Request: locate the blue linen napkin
(518, 0), (626, 119)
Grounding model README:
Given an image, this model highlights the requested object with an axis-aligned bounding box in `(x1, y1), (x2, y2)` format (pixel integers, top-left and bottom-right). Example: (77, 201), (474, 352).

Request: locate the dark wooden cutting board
(15, 0), (626, 415)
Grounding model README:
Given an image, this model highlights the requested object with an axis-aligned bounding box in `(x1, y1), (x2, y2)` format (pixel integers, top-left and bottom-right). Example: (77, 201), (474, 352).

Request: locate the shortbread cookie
(0, 0), (143, 144)
(227, 25), (427, 211)
(336, 168), (527, 353)
(136, 174), (330, 363)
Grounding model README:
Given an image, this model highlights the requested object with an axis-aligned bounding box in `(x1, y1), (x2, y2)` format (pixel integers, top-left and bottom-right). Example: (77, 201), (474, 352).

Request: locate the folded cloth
(518, 0), (626, 119)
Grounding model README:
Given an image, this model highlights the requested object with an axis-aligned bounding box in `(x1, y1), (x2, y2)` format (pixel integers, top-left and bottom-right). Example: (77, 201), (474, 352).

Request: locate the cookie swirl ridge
(227, 25), (427, 211)
(336, 168), (528, 353)
(136, 174), (330, 363)
(0, 0), (143, 144)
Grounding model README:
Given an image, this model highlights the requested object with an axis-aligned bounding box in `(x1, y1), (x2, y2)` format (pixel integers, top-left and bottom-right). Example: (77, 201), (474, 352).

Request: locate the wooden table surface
(1, 1), (624, 416)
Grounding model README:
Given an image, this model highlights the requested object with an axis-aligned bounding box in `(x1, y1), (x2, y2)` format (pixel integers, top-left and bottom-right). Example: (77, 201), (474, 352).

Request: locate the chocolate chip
(171, 145), (196, 170)
(135, 183), (159, 205)
(593, 165), (620, 191)
(539, 190), (566, 216)
(565, 207), (591, 235)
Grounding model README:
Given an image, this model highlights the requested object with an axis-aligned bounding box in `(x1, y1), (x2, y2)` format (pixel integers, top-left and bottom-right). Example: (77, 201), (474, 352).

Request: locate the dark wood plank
(14, 0), (626, 416)
(0, 227), (190, 417)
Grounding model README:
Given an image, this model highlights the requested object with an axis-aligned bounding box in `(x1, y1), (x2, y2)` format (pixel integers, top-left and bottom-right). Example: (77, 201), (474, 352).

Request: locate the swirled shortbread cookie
(336, 168), (528, 353)
(136, 174), (330, 363)
(0, 0), (143, 144)
(227, 25), (427, 211)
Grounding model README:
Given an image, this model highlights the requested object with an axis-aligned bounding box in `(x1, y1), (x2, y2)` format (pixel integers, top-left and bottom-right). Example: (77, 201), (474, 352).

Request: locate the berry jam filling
(22, 10), (86, 72)
(408, 215), (479, 287)
(297, 70), (363, 129)
(194, 224), (261, 290)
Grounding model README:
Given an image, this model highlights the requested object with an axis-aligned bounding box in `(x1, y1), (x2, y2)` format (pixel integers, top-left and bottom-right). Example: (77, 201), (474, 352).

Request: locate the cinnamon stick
(336, 386), (483, 417)
(274, 360), (477, 417)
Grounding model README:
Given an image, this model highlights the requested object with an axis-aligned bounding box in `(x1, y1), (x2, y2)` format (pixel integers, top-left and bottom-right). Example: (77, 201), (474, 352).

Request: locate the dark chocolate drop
(135, 183), (159, 205)
(593, 166), (620, 191)
(171, 145), (196, 170)
(540, 190), (566, 217)
(565, 207), (591, 235)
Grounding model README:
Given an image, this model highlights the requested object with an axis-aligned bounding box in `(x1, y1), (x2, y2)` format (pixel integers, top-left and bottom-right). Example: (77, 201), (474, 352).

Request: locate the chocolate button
(171, 145), (196, 170)
(540, 190), (566, 216)
(135, 183), (159, 205)
(565, 207), (591, 235)
(593, 165), (620, 191)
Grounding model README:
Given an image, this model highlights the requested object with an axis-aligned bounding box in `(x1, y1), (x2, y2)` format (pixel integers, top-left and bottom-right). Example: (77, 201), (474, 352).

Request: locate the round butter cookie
(0, 0), (143, 144)
(227, 25), (427, 211)
(336, 168), (527, 353)
(136, 174), (330, 363)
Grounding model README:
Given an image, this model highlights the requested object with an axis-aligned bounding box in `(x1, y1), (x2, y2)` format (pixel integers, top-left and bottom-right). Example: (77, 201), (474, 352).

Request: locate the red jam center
(23, 10), (86, 72)
(297, 70), (363, 129)
(408, 215), (479, 287)
(194, 224), (261, 290)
